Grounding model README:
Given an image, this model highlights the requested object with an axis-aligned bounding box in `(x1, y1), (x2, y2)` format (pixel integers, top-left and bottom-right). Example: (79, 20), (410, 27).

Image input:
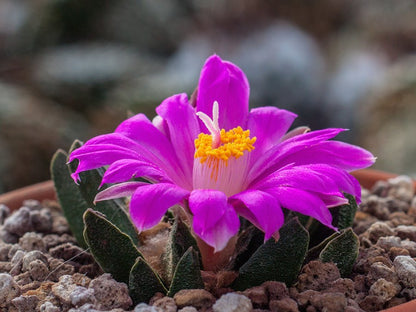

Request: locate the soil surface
(0, 175), (415, 312)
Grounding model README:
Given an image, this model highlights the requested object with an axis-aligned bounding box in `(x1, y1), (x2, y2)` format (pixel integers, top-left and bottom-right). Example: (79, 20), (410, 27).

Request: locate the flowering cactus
(52, 54), (374, 302)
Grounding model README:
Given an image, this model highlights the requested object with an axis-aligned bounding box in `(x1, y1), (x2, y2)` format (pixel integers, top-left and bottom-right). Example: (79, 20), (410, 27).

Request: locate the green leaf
(167, 247), (204, 297)
(304, 231), (341, 264)
(162, 217), (200, 283)
(319, 228), (359, 277)
(83, 208), (143, 284)
(129, 257), (167, 304)
(232, 218), (309, 290)
(231, 225), (264, 271)
(333, 194), (358, 230)
(69, 140), (140, 246)
(51, 149), (88, 249)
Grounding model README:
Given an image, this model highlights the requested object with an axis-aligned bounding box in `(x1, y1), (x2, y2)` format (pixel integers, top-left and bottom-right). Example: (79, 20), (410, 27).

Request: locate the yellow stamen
(194, 126), (256, 181)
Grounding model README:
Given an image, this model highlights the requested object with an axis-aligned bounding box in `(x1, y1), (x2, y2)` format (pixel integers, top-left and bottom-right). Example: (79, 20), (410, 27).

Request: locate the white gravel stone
(394, 256), (416, 288)
(213, 293), (253, 312)
(0, 273), (21, 308)
(134, 303), (162, 312)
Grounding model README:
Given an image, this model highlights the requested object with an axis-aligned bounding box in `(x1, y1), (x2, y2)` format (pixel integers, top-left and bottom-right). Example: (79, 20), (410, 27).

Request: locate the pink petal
(267, 186), (337, 231)
(248, 128), (346, 184)
(231, 190), (284, 241)
(94, 181), (146, 202)
(156, 93), (200, 182)
(189, 189), (240, 252)
(130, 183), (189, 232)
(247, 106), (297, 161)
(196, 55), (250, 131)
(101, 159), (172, 186)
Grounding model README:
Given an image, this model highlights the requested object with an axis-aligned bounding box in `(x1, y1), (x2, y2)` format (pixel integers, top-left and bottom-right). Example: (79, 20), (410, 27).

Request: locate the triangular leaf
(69, 140), (140, 246)
(319, 228), (359, 277)
(232, 218), (309, 290)
(162, 217), (200, 283)
(51, 149), (88, 248)
(83, 208), (143, 284)
(167, 247), (203, 297)
(129, 257), (167, 304)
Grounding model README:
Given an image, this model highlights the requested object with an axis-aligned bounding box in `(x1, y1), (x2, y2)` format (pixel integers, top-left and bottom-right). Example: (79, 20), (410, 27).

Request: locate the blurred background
(1, 0), (416, 193)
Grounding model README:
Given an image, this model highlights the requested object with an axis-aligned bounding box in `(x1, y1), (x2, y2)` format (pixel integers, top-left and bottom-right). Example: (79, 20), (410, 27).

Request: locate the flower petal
(231, 190), (284, 240)
(94, 181), (146, 202)
(130, 183), (190, 232)
(115, 113), (189, 187)
(156, 93), (200, 181)
(197, 55), (249, 131)
(248, 128), (346, 184)
(101, 159), (172, 186)
(267, 186), (337, 231)
(247, 106), (297, 159)
(278, 141), (376, 171)
(189, 189), (240, 252)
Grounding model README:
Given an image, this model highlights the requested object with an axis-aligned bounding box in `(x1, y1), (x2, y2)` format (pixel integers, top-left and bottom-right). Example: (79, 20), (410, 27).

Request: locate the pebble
(213, 293), (253, 312)
(269, 297), (299, 312)
(0, 273), (21, 308)
(31, 209), (53, 233)
(134, 303), (162, 312)
(178, 307), (198, 312)
(242, 285), (269, 308)
(401, 240), (416, 257)
(393, 256), (416, 288)
(387, 176), (415, 202)
(376, 236), (401, 251)
(19, 232), (46, 252)
(89, 273), (132, 310)
(22, 250), (48, 271)
(152, 296), (177, 312)
(51, 275), (79, 304)
(368, 278), (400, 302)
(309, 292), (347, 312)
(396, 225), (416, 241)
(4, 207), (34, 236)
(367, 222), (395, 243)
(11, 294), (39, 311)
(174, 289), (215, 309)
(368, 262), (398, 284)
(39, 301), (61, 312)
(297, 261), (341, 291)
(70, 286), (96, 307)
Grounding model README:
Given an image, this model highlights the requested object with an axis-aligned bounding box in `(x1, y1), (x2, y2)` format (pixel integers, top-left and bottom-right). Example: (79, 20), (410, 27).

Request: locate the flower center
(193, 101), (256, 196)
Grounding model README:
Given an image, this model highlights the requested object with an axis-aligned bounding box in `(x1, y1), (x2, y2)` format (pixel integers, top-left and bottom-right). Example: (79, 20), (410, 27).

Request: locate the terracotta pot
(0, 170), (416, 312)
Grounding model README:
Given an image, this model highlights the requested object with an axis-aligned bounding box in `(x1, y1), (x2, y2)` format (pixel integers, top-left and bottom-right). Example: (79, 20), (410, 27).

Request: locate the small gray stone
(367, 222), (395, 243)
(31, 209), (53, 233)
(178, 307), (198, 312)
(89, 273), (132, 310)
(152, 296), (177, 312)
(22, 250), (48, 271)
(9, 250), (25, 275)
(28, 259), (50, 281)
(52, 275), (78, 304)
(0, 228), (19, 243)
(4, 207), (33, 236)
(401, 287), (416, 300)
(134, 303), (162, 312)
(70, 286), (96, 307)
(376, 236), (401, 251)
(11, 294), (39, 312)
(369, 278), (400, 302)
(39, 301), (61, 312)
(387, 175), (415, 202)
(174, 289), (215, 310)
(19, 232), (46, 252)
(0, 273), (21, 308)
(0, 242), (12, 261)
(368, 262), (398, 284)
(394, 256), (416, 288)
(396, 225), (416, 241)
(401, 240), (416, 257)
(213, 293), (253, 312)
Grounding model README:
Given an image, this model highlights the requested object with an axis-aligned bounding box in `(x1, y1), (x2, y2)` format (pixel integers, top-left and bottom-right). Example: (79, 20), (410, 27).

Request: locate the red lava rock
(326, 278), (356, 299)
(242, 285), (268, 308)
(309, 292), (347, 312)
(173, 289), (216, 310)
(269, 297), (299, 312)
(389, 246), (410, 260)
(358, 295), (385, 312)
(297, 261), (341, 291)
(152, 296), (177, 312)
(263, 281), (289, 300)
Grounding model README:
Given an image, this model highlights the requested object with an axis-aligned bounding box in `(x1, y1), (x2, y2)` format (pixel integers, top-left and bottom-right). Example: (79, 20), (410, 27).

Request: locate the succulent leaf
(129, 257), (167, 304)
(231, 225), (264, 271)
(51, 149), (88, 249)
(83, 208), (143, 284)
(319, 228), (359, 277)
(162, 217), (200, 283)
(167, 247), (204, 297)
(332, 193), (358, 230)
(69, 140), (140, 245)
(232, 217), (309, 290)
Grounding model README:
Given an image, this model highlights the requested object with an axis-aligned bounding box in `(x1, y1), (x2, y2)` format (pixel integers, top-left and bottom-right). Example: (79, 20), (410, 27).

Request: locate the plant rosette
(10, 55), (416, 311)
(51, 55), (379, 304)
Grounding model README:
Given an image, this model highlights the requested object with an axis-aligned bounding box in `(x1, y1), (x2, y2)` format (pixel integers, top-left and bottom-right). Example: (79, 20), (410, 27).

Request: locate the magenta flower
(69, 55), (375, 253)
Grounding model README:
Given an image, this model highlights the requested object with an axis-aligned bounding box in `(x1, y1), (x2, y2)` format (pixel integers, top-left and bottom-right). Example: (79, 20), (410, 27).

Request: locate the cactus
(51, 140), (362, 303)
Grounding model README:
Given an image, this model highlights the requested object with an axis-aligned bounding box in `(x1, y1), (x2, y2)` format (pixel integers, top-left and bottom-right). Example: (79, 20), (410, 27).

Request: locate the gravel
(0, 175), (415, 311)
